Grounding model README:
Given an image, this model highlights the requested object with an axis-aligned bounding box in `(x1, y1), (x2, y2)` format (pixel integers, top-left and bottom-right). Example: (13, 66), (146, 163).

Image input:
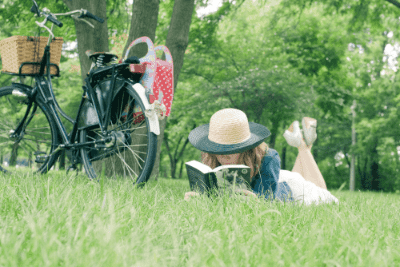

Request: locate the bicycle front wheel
(80, 85), (157, 185)
(0, 86), (59, 174)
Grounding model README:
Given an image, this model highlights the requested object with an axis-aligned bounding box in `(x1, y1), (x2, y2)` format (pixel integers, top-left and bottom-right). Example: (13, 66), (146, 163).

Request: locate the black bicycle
(0, 0), (160, 184)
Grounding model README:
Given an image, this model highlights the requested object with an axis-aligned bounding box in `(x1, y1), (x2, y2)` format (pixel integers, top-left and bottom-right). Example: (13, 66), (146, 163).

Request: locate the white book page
(213, 164), (250, 172)
(185, 160), (213, 174)
(213, 165), (251, 191)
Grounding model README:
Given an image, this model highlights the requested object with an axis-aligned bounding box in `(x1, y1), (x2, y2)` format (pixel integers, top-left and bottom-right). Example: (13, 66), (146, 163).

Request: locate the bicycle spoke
(18, 137), (53, 144)
(119, 140), (145, 166)
(114, 151), (138, 178)
(0, 87), (57, 174)
(80, 87), (156, 183)
(0, 140), (14, 147)
(25, 130), (52, 135)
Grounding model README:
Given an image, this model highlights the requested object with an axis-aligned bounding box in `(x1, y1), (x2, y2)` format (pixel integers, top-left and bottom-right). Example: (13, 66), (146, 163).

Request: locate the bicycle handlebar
(30, 0), (40, 17)
(78, 10), (104, 23)
(42, 11), (63, 28)
(30, 0), (104, 31)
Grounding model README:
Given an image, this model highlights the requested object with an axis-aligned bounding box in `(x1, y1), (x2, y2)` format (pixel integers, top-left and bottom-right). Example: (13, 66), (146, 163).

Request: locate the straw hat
(188, 108), (271, 155)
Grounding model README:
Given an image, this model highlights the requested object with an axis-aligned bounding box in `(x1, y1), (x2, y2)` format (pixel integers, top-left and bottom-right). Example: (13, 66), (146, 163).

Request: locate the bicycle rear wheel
(0, 86), (59, 174)
(80, 85), (157, 185)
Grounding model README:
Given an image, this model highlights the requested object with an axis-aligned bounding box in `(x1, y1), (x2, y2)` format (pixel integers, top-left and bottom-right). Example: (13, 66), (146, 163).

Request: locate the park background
(0, 0), (400, 193)
(1, 1), (400, 266)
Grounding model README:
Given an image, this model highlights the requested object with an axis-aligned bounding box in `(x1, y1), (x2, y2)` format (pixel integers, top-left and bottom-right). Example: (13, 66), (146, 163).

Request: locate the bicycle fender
(11, 83), (34, 98)
(127, 83), (160, 136)
(78, 78), (126, 130)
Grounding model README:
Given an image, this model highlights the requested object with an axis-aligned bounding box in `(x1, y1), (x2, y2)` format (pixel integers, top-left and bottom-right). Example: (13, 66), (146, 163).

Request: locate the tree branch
(229, 51), (241, 73)
(357, 155), (363, 182)
(181, 69), (217, 86)
(333, 163), (342, 177)
(215, 41), (241, 73)
(222, 86), (237, 108)
(173, 137), (183, 160)
(178, 137), (190, 160)
(343, 152), (351, 169)
(164, 136), (175, 170)
(386, 0), (400, 9)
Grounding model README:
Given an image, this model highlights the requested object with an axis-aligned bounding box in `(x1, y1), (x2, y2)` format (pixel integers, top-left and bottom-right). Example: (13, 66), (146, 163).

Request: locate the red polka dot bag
(151, 45), (174, 117)
(121, 37), (174, 123)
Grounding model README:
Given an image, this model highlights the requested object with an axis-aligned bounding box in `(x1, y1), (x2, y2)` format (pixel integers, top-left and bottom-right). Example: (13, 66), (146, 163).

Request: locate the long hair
(201, 142), (269, 181)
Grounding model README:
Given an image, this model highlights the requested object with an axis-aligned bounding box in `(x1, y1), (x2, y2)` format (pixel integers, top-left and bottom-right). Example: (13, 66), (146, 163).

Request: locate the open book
(185, 160), (252, 194)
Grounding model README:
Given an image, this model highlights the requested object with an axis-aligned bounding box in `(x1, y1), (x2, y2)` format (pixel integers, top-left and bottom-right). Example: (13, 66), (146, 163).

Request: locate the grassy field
(0, 170), (399, 267)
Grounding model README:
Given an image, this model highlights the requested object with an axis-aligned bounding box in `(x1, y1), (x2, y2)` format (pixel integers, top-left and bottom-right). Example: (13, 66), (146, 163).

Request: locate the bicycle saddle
(85, 50), (118, 64)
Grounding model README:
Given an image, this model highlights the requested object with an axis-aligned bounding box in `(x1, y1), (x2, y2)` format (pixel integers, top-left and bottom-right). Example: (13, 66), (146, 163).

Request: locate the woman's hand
(184, 190), (259, 201)
(235, 189), (258, 198)
(184, 191), (200, 201)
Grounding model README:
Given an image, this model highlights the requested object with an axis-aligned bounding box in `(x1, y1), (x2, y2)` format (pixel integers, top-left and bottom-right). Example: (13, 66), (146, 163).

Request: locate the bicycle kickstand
(66, 164), (78, 175)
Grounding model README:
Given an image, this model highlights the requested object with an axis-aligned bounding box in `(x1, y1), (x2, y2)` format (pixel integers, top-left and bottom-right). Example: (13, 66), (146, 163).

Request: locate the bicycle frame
(9, 7), (161, 168)
(12, 39), (128, 163)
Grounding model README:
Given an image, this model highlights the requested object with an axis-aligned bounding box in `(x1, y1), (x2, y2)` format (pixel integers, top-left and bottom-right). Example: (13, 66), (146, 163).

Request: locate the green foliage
(0, 0), (72, 41)
(155, 0), (174, 46)
(0, 0), (131, 48)
(278, 0), (400, 34)
(168, 0), (400, 192)
(1, 0), (400, 191)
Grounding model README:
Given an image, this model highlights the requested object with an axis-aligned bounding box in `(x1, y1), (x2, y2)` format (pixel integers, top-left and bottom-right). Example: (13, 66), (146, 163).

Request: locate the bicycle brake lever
(71, 14), (94, 28)
(35, 20), (55, 39)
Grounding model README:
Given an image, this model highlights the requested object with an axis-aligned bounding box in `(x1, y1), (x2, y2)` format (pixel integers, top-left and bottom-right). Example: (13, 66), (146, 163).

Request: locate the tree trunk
(370, 160), (380, 191)
(358, 155), (363, 189)
(61, 0), (108, 174)
(61, 0), (196, 182)
(122, 0), (160, 60)
(149, 0), (196, 181)
(62, 0), (140, 178)
(163, 124), (195, 179)
(62, 0), (109, 84)
(170, 159), (177, 179)
(268, 119), (280, 149)
(370, 139), (381, 191)
(164, 135), (177, 178)
(281, 146), (286, 170)
(9, 142), (19, 167)
(117, 0), (161, 180)
(179, 159), (184, 178)
(360, 155), (369, 190)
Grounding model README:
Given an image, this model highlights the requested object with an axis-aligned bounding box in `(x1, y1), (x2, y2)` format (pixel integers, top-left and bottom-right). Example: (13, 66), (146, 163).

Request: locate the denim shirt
(251, 148), (294, 202)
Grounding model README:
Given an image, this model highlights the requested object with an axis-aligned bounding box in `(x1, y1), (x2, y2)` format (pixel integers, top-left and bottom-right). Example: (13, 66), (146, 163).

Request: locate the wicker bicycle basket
(0, 35), (63, 75)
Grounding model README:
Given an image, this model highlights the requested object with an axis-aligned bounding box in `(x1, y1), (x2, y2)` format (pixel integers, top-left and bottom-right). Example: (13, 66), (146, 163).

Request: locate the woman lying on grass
(185, 108), (339, 205)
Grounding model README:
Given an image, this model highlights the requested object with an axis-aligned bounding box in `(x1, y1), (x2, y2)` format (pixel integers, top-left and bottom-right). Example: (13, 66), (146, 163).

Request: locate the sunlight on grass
(0, 171), (399, 266)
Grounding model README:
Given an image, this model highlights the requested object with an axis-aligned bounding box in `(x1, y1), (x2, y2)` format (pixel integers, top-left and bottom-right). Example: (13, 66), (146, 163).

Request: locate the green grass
(0, 170), (399, 267)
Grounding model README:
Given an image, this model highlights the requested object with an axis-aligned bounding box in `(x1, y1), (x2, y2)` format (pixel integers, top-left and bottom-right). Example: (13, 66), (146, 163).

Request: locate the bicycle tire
(80, 84), (157, 185)
(0, 86), (59, 174)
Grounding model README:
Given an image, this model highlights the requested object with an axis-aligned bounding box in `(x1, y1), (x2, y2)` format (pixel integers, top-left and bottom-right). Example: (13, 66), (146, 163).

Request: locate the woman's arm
(252, 150), (281, 199)
(252, 149), (294, 202)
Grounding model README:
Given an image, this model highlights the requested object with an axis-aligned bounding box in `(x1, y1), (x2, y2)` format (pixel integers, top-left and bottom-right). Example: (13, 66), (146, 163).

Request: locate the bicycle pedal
(66, 165), (77, 173)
